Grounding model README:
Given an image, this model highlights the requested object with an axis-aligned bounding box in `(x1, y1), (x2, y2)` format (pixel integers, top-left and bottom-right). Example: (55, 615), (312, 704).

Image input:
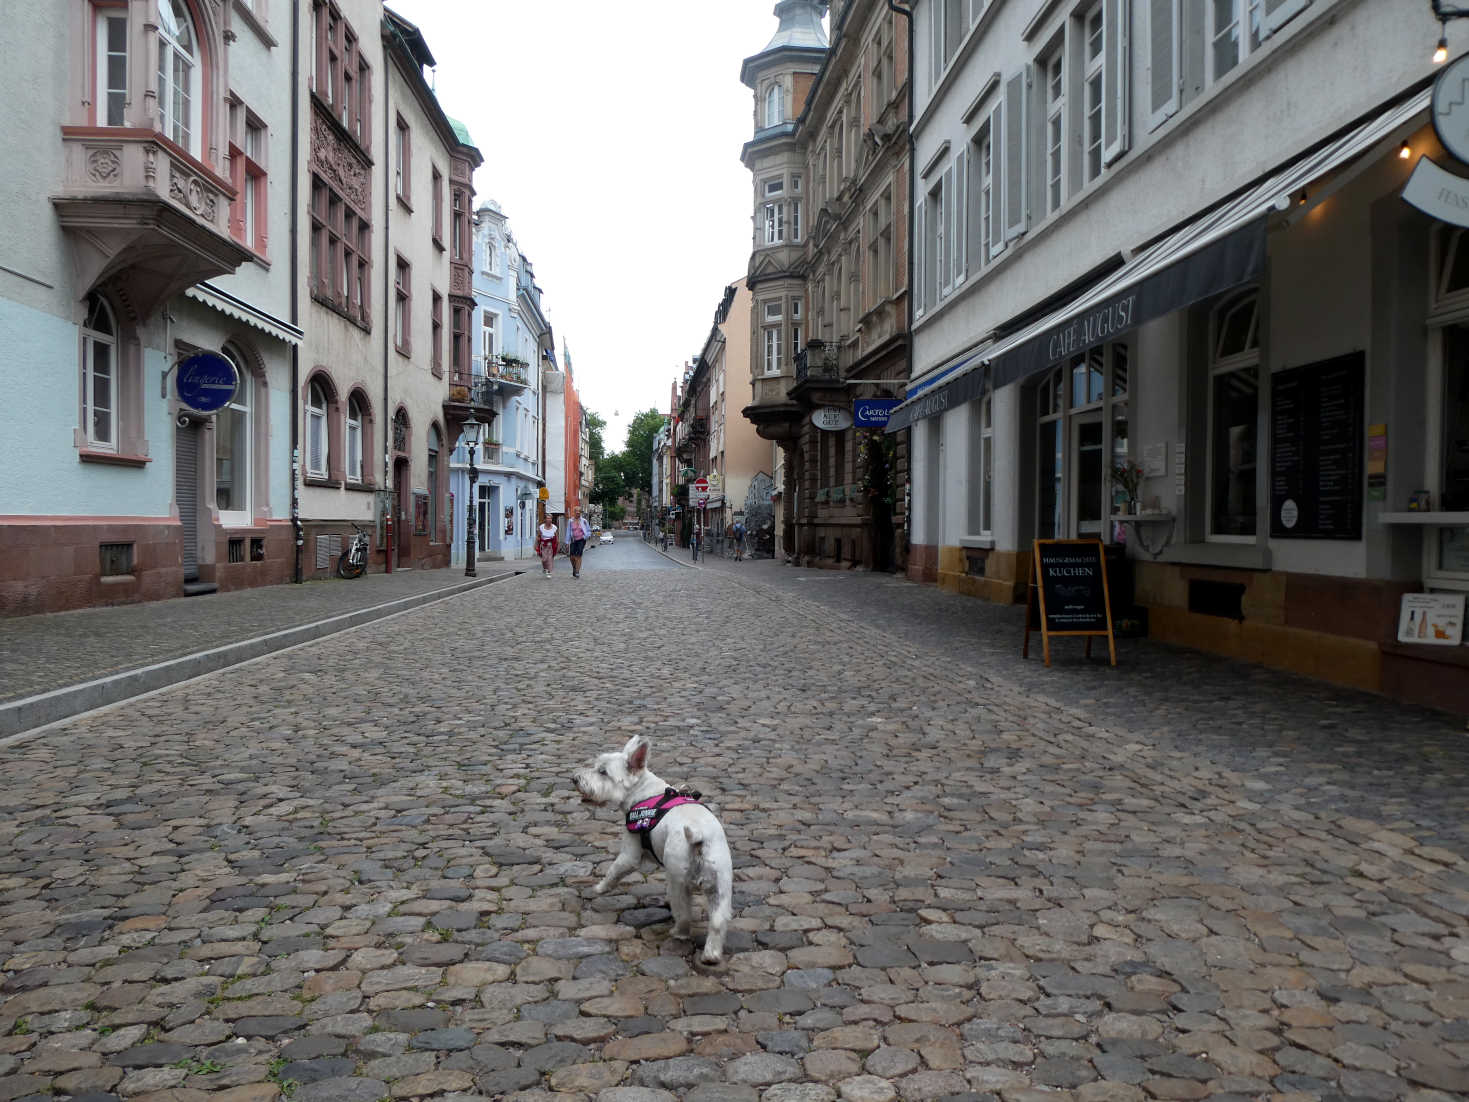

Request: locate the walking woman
(535, 515), (559, 577)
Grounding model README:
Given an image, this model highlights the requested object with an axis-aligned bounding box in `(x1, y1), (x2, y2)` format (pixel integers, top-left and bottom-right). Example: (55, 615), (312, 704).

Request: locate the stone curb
(0, 569), (522, 742)
(646, 541), (698, 569)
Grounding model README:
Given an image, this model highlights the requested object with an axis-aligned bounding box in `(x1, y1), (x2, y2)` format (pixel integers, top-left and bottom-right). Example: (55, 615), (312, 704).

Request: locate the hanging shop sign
(1434, 54), (1469, 164)
(1269, 352), (1364, 541)
(854, 398), (902, 428)
(1022, 539), (1117, 668)
(1401, 156), (1469, 229)
(811, 406), (854, 431)
(175, 351), (239, 413)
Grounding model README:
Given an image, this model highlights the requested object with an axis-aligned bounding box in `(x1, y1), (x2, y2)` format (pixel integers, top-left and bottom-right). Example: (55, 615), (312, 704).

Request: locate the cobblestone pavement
(2, 541), (1468, 1102)
(0, 569), (518, 705)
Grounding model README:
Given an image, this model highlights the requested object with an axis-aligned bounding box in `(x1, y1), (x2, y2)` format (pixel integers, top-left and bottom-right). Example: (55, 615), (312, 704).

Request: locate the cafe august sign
(811, 406), (854, 431)
(1022, 539), (1117, 667)
(175, 351), (239, 413)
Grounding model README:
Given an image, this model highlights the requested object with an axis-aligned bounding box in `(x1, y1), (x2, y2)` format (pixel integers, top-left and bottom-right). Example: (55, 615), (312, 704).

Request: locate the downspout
(382, 40), (393, 571)
(290, 0), (303, 584)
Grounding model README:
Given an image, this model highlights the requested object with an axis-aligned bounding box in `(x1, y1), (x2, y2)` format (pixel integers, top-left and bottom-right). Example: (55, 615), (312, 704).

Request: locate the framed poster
(413, 492), (429, 536)
(1022, 539), (1117, 667)
(1270, 352), (1365, 540)
(1396, 593), (1465, 646)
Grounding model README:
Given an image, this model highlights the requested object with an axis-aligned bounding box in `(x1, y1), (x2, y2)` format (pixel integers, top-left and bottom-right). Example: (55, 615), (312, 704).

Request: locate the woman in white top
(535, 517), (559, 577)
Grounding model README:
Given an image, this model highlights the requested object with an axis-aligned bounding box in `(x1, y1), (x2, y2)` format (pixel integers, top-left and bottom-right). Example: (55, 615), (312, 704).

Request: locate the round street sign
(1434, 54), (1469, 164)
(693, 476), (710, 493)
(811, 405), (854, 431)
(175, 351), (239, 413)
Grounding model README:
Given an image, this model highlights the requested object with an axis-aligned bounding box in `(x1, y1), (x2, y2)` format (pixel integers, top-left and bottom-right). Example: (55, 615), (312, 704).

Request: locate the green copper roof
(447, 115), (473, 146)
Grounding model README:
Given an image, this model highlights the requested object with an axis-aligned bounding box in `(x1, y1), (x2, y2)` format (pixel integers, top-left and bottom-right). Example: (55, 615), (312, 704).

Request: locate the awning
(887, 88), (1430, 434)
(184, 282), (304, 347)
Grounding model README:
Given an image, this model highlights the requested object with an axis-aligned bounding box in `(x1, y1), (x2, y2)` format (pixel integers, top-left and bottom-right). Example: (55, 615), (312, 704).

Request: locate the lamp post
(461, 415), (484, 578)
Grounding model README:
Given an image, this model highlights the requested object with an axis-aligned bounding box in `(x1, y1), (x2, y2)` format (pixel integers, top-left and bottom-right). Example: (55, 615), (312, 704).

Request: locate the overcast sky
(386, 0), (800, 450)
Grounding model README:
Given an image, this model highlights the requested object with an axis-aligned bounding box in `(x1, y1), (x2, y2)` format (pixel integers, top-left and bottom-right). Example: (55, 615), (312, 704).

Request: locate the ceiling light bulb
(1297, 190), (1308, 206)
(1435, 35), (1449, 64)
(1400, 142), (1412, 160)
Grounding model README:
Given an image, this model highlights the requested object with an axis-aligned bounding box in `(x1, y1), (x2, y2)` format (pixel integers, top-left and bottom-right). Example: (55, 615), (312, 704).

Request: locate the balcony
(448, 366), (495, 409)
(52, 128), (251, 321)
(795, 341), (842, 385)
(488, 356), (532, 389)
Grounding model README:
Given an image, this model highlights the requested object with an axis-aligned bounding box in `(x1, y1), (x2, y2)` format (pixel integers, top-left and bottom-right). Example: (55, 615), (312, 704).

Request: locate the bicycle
(336, 522), (369, 579)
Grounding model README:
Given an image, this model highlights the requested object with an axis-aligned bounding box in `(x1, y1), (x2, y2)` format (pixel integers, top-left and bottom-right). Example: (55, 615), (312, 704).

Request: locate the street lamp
(461, 415), (484, 578)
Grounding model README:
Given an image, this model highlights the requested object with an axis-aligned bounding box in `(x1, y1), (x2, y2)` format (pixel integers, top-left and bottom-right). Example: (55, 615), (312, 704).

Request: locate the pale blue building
(449, 201), (551, 563)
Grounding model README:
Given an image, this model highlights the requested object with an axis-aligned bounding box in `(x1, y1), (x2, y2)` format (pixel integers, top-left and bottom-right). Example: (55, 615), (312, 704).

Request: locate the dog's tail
(683, 824), (707, 884)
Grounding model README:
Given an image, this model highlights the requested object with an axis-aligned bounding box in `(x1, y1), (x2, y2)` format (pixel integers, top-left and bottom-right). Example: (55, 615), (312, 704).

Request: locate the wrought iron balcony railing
(794, 341), (842, 385)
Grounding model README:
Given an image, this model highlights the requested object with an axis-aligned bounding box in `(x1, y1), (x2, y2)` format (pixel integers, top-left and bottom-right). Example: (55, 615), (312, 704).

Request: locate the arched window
(765, 83), (783, 128)
(1208, 289), (1260, 538)
(427, 426), (441, 540)
(346, 395), (365, 483)
(392, 408), (409, 454)
(217, 347), (251, 525)
(82, 294), (117, 451)
(307, 380), (329, 477)
(157, 0), (201, 155)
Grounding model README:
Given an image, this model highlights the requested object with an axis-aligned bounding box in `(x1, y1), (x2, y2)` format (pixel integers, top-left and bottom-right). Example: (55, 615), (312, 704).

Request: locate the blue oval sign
(176, 352), (239, 413)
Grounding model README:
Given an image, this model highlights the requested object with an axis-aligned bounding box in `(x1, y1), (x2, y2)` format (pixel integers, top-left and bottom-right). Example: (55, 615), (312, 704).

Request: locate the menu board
(1022, 539), (1116, 667)
(1270, 352), (1364, 540)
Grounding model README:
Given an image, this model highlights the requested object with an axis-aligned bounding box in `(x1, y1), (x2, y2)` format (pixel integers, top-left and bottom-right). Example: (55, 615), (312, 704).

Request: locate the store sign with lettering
(1022, 539), (1117, 668)
(853, 398), (901, 427)
(811, 406), (854, 431)
(176, 352), (239, 413)
(1401, 156), (1469, 229)
(1044, 294), (1136, 363)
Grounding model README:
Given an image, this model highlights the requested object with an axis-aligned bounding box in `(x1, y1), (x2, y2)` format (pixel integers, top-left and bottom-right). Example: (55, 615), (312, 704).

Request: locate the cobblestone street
(3, 540), (1469, 1102)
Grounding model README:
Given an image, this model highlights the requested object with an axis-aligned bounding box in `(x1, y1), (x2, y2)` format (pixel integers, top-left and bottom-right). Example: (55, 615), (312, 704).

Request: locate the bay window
(157, 0), (200, 155)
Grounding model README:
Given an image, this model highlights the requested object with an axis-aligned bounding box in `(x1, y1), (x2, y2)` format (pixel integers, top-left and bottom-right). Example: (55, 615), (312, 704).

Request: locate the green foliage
(585, 410), (607, 465)
(620, 409), (665, 496)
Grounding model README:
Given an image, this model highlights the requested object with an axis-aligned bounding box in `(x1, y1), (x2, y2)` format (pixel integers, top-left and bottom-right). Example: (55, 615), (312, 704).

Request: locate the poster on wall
(413, 493), (429, 536)
(1396, 592), (1465, 646)
(1270, 352), (1365, 540)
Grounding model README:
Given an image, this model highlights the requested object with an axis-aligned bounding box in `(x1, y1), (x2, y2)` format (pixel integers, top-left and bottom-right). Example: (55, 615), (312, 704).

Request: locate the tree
(620, 408), (665, 496)
(589, 457), (625, 509)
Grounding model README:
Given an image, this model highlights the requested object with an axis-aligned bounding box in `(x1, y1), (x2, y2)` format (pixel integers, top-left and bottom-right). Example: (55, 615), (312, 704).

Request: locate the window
(966, 115), (1002, 271)
(452, 188), (467, 262)
(1208, 290), (1260, 538)
(1036, 344), (1130, 540)
(765, 83), (783, 128)
(346, 394), (364, 483)
(870, 26), (889, 111)
(1209, 0), (1262, 81)
(217, 348), (250, 525)
(791, 198), (802, 243)
(82, 294), (117, 451)
(868, 188), (893, 304)
(431, 166), (443, 245)
(394, 257), (410, 354)
(968, 381), (993, 537)
(764, 326), (782, 376)
(1044, 49), (1065, 214)
(925, 174), (945, 309)
(95, 5), (128, 127)
(228, 104), (268, 256)
(157, 0), (200, 155)
(394, 116), (411, 203)
(452, 305), (467, 372)
(764, 199), (786, 246)
(1083, 6), (1105, 183)
(310, 173), (370, 326)
(431, 291), (443, 372)
(484, 240), (496, 273)
(313, 1), (369, 147)
(307, 380), (329, 477)
(481, 311), (497, 360)
(933, 0), (968, 79)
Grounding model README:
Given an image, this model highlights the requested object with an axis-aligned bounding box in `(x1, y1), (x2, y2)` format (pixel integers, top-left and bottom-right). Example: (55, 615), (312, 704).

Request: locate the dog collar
(627, 788), (701, 861)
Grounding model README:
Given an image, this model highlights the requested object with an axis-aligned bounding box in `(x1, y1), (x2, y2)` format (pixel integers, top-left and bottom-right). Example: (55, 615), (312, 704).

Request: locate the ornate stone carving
(309, 104), (371, 212)
(143, 144), (158, 185)
(86, 148), (121, 183)
(169, 165), (218, 220)
(450, 265), (470, 295)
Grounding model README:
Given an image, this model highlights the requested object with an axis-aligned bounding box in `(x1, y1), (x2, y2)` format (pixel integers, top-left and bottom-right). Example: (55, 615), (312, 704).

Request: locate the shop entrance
(1034, 343), (1130, 540)
(395, 458), (411, 565)
(1070, 412), (1105, 538)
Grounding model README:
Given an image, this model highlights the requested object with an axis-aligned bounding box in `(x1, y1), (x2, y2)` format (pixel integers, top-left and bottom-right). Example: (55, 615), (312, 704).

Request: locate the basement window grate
(316, 533), (341, 570)
(228, 538), (245, 564)
(1188, 579), (1245, 620)
(250, 537), (265, 562)
(99, 542), (134, 577)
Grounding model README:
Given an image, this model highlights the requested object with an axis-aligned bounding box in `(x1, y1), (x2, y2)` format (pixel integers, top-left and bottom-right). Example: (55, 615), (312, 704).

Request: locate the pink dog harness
(627, 787), (701, 862)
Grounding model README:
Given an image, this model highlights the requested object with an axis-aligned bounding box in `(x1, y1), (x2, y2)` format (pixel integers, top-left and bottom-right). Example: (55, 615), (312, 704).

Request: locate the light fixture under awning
(184, 282), (304, 347)
(886, 87), (1430, 434)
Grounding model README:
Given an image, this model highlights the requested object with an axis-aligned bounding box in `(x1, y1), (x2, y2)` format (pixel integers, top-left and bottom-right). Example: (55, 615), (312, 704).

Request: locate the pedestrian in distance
(691, 524), (701, 562)
(567, 509), (591, 579)
(732, 520), (746, 563)
(536, 516), (559, 577)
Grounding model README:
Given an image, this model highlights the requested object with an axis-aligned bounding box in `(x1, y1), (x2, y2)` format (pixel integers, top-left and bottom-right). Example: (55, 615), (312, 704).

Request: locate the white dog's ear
(624, 735), (649, 774)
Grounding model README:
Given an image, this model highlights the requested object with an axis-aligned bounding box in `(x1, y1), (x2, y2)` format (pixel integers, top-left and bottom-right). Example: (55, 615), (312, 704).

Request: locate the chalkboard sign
(1022, 539), (1116, 667)
(1270, 352), (1364, 540)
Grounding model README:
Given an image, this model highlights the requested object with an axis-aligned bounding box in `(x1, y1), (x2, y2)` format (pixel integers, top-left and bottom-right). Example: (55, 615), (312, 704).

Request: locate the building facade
(740, 0), (912, 573)
(889, 0), (1463, 710)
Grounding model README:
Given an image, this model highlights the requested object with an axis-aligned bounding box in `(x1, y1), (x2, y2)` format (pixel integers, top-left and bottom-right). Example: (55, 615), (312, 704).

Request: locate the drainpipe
(289, 0), (303, 584)
(887, 0), (914, 562)
(382, 44), (393, 572)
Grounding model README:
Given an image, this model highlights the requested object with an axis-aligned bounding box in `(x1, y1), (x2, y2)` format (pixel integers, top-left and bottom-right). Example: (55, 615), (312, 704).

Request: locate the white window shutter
(988, 104), (1006, 258)
(1003, 69), (1028, 242)
(1147, 0), (1180, 131)
(954, 149), (968, 285)
(1263, 0), (1310, 34)
(1103, 0), (1131, 164)
(965, 143), (985, 274)
(914, 198), (926, 315)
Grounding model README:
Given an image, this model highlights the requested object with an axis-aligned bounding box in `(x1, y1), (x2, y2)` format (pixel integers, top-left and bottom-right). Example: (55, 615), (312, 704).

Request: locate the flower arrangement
(1109, 460), (1146, 504)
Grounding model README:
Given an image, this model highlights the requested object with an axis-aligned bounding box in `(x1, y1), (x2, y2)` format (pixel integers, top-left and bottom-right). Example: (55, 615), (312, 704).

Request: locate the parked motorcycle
(336, 522), (369, 579)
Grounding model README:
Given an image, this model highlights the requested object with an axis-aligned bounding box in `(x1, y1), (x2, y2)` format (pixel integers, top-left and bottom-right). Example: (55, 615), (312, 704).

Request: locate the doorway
(1070, 411), (1105, 537)
(176, 421), (201, 580)
(395, 458), (411, 566)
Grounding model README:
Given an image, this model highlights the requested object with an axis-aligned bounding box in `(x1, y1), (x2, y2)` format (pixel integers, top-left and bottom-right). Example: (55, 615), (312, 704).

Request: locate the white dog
(572, 735), (733, 965)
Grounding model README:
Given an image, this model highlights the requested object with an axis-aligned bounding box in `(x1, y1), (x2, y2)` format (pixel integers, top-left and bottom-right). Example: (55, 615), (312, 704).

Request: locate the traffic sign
(693, 476), (709, 493)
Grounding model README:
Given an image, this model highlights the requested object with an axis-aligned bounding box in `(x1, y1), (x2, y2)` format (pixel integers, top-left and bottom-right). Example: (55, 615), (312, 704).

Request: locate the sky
(386, 0), (802, 451)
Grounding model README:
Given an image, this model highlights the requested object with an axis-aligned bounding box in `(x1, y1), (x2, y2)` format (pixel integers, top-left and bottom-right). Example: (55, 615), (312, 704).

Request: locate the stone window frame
(303, 368), (344, 487)
(77, 291), (148, 466)
(345, 386), (376, 489)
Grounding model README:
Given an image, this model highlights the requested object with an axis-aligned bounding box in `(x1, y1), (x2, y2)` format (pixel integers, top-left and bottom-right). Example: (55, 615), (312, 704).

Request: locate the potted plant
(1109, 460), (1146, 514)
